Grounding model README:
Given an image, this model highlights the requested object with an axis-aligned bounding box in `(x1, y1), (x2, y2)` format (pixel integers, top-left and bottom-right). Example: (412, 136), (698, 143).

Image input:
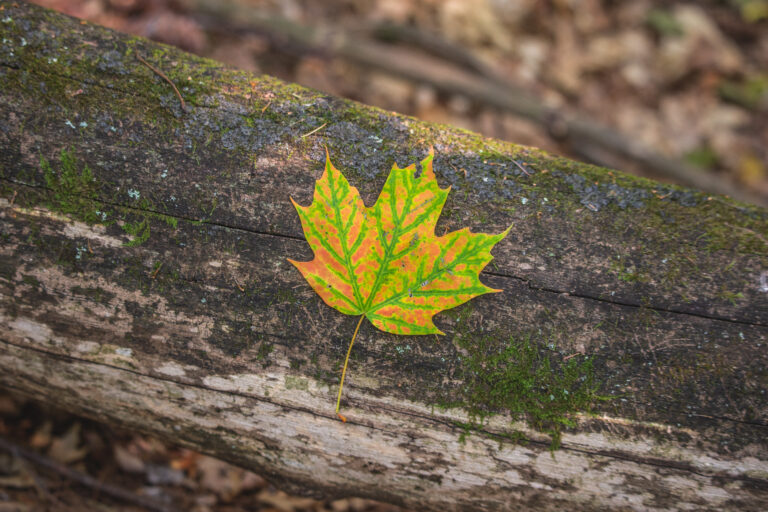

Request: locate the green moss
(442, 321), (604, 449)
(121, 217), (152, 247)
(41, 149), (102, 224)
(39, 149), (178, 246)
(610, 254), (647, 283)
(256, 341), (274, 362)
(717, 287), (745, 306)
(270, 289), (298, 305)
(21, 274), (40, 287)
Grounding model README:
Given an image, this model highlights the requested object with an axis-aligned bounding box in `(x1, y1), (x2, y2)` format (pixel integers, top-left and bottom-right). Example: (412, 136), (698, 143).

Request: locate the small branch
(136, 54), (186, 113)
(512, 160), (532, 176)
(301, 122), (327, 138)
(0, 437), (174, 512)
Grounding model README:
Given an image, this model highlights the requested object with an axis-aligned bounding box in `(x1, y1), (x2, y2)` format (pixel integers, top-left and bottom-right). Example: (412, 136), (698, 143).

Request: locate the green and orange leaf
(289, 149), (510, 335)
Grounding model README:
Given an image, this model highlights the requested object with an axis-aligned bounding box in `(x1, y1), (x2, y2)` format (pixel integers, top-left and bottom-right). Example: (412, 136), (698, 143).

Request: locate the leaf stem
(336, 315), (365, 421)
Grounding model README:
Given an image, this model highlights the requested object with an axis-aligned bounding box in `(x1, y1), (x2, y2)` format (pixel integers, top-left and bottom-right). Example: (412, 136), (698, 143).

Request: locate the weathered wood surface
(1, 2), (767, 510)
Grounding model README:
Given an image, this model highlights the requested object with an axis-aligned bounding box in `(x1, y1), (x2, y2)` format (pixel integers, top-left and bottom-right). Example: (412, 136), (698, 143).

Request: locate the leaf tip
(289, 196), (306, 214)
(322, 149), (345, 184)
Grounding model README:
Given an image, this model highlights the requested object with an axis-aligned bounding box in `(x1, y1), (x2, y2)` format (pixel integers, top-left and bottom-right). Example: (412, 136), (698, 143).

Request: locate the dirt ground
(3, 0), (768, 510)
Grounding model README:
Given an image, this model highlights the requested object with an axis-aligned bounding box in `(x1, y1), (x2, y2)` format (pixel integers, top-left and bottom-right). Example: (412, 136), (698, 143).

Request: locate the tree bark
(1, 2), (767, 511)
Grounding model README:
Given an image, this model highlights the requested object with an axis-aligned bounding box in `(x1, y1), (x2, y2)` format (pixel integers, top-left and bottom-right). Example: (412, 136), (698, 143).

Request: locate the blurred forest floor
(0, 391), (403, 511)
(3, 0), (768, 510)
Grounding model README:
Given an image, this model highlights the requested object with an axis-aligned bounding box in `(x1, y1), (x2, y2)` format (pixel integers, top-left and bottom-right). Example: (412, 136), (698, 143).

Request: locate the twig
(136, 54), (186, 113)
(151, 262), (163, 279)
(9, 189), (17, 206)
(301, 122), (327, 138)
(0, 437), (175, 512)
(512, 160), (532, 176)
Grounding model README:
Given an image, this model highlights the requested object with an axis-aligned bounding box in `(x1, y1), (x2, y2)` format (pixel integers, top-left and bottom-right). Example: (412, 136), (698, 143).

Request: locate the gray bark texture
(1, 2), (767, 510)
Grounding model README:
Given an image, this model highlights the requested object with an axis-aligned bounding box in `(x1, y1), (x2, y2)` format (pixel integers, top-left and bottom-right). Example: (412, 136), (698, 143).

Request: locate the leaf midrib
(327, 164), (366, 311)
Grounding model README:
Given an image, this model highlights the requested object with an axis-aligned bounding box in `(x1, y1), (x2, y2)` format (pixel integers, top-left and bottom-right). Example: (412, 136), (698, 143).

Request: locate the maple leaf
(289, 149), (509, 419)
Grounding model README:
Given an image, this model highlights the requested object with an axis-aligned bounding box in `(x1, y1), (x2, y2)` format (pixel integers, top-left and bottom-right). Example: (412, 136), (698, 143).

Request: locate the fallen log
(1, 2), (767, 510)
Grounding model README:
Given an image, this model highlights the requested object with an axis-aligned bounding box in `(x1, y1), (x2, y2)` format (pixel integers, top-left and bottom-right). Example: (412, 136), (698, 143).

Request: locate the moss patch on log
(436, 306), (604, 449)
(41, 149), (102, 224)
(459, 334), (600, 449)
(39, 149), (177, 246)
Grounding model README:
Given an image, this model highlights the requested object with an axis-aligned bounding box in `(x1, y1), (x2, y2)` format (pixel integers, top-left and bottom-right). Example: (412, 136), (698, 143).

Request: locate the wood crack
(484, 270), (768, 328)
